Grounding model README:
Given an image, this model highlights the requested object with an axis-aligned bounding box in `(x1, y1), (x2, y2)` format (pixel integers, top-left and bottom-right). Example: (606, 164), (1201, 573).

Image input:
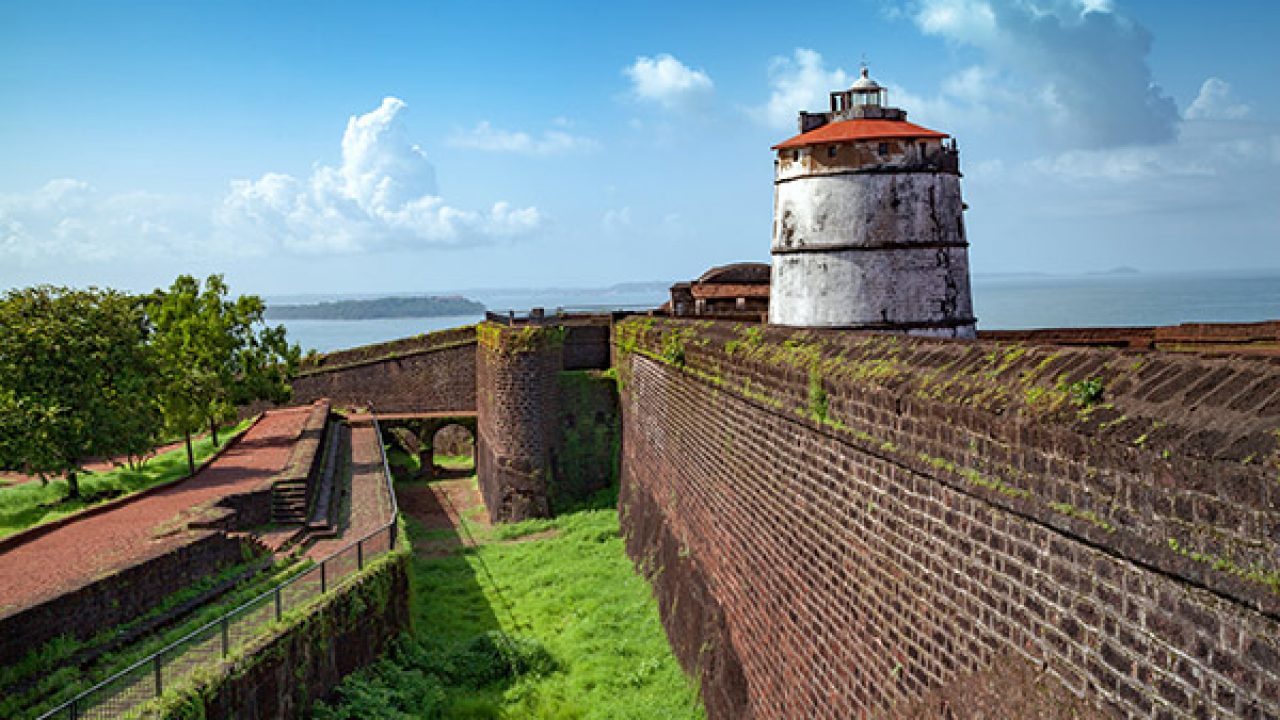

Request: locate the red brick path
(305, 420), (395, 560)
(0, 405), (315, 617)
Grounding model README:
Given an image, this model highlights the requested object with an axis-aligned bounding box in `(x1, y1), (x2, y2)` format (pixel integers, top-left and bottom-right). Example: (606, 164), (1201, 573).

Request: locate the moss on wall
(141, 541), (412, 720)
(549, 370), (621, 513)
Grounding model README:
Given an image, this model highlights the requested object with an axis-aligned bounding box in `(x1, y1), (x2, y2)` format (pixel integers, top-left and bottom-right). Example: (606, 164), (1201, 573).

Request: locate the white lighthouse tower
(768, 66), (976, 338)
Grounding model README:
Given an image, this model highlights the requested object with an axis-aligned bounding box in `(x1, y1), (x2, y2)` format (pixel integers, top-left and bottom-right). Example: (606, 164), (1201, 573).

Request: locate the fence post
(321, 559), (327, 594)
(275, 586), (282, 622)
(69, 698), (79, 720)
(358, 538), (364, 571)
(221, 616), (230, 658)
(153, 654), (163, 697)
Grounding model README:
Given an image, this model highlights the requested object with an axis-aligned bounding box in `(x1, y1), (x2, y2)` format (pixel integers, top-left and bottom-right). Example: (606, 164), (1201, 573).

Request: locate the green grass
(315, 477), (704, 720)
(434, 453), (475, 470)
(4, 553), (311, 719)
(0, 418), (253, 539)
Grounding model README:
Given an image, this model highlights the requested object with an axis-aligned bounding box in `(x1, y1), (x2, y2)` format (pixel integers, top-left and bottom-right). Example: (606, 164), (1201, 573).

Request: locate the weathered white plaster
(769, 248), (974, 336)
(769, 156), (976, 336)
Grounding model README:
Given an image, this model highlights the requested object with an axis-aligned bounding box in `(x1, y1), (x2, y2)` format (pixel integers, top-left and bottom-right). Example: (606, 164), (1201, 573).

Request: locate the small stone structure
(769, 66), (976, 337)
(667, 262), (770, 319)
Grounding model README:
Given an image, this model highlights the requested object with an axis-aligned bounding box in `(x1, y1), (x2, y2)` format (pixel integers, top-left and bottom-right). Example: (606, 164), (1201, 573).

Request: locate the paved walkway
(0, 405), (317, 617)
(306, 420), (395, 560)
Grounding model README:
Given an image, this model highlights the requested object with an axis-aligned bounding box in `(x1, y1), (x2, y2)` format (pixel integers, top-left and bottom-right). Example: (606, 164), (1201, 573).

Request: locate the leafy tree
(149, 275), (299, 472)
(0, 286), (161, 499)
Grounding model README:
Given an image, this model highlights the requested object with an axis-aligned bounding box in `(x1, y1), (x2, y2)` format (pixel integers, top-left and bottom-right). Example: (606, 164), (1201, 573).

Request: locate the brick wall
(981, 319), (1280, 356)
(562, 322), (612, 370)
(288, 328), (476, 412)
(162, 548), (411, 720)
(0, 533), (255, 665)
(475, 324), (563, 522)
(616, 317), (1280, 718)
(548, 370), (620, 512)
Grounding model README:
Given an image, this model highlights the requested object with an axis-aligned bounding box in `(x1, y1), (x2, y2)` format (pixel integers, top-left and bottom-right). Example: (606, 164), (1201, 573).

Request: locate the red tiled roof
(772, 119), (948, 150)
(690, 283), (771, 299)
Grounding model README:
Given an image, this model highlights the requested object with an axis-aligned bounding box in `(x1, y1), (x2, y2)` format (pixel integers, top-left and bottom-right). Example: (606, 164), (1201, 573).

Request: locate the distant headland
(265, 295), (484, 320)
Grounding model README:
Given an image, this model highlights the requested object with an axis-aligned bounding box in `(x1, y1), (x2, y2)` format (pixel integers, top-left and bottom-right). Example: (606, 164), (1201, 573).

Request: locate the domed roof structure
(850, 66), (881, 91)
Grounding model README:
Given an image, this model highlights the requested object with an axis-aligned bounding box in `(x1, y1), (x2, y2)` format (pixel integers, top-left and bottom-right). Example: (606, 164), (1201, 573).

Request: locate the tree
(0, 286), (161, 499)
(149, 275), (300, 473)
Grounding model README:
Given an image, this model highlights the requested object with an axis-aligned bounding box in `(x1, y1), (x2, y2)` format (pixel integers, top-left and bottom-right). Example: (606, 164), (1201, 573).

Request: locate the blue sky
(2, 0), (1278, 295)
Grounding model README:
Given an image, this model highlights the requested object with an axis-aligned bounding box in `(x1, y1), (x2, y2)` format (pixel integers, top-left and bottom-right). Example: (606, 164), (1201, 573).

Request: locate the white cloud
(0, 180), (196, 265)
(602, 206), (633, 234)
(217, 97), (542, 254)
(911, 0), (1179, 148)
(754, 49), (850, 131)
(448, 121), (597, 155)
(1184, 78), (1251, 121)
(625, 54), (714, 111)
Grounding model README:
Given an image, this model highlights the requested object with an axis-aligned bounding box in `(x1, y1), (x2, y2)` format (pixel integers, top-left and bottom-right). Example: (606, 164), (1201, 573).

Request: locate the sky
(2, 0), (1278, 296)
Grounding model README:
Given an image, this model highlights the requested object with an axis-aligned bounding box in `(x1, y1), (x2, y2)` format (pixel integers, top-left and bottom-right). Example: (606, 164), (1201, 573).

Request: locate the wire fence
(36, 418), (401, 720)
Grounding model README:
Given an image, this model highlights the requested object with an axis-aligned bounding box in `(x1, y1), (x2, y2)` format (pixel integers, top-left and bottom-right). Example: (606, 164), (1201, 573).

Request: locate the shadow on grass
(315, 468), (543, 719)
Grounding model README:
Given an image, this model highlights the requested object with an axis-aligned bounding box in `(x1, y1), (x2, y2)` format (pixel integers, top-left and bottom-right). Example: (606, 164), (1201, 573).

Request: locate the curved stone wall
(770, 164), (974, 335)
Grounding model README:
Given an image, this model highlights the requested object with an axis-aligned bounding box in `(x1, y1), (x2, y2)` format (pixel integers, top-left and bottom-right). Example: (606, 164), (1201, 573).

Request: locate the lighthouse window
(878, 142), (889, 155)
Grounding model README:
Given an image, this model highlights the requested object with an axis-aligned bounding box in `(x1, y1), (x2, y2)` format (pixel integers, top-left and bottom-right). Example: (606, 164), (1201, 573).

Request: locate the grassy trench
(314, 471), (704, 720)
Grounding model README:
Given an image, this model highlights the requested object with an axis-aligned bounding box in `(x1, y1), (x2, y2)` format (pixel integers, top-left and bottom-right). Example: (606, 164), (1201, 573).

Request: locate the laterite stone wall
(475, 324), (563, 522)
(157, 548), (412, 719)
(289, 327), (476, 412)
(549, 370), (620, 512)
(0, 534), (255, 665)
(616, 317), (1280, 719)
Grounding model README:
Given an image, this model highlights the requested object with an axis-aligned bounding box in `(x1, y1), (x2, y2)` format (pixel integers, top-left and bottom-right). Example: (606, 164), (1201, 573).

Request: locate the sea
(271, 270), (1280, 353)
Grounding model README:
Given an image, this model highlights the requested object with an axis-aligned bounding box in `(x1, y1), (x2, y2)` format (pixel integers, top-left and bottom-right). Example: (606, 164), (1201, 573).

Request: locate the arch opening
(430, 422), (475, 478)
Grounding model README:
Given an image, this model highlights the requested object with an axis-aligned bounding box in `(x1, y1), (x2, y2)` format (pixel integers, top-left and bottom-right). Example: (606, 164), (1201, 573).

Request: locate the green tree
(0, 286), (161, 499)
(149, 275), (299, 472)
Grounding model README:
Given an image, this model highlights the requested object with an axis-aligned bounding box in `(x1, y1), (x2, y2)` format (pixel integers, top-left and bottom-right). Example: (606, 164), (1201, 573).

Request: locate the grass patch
(317, 478), (703, 719)
(434, 453), (476, 471)
(0, 419), (254, 540)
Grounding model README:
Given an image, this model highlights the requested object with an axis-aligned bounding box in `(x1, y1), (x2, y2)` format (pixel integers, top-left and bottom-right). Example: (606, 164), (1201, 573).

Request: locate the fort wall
(549, 370), (620, 512)
(0, 533), (258, 665)
(289, 327), (477, 412)
(152, 547), (411, 720)
(615, 317), (1280, 718)
(475, 324), (564, 522)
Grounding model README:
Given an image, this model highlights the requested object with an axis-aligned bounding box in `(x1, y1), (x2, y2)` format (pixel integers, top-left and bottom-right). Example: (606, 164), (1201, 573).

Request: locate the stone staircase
(270, 477), (310, 524)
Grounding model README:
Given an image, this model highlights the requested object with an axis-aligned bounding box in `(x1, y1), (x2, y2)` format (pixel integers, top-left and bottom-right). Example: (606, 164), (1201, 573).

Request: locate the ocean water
(275, 270), (1280, 353)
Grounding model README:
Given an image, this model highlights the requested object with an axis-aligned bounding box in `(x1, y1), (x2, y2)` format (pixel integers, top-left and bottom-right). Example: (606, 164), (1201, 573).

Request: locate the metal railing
(483, 305), (654, 326)
(36, 418), (401, 720)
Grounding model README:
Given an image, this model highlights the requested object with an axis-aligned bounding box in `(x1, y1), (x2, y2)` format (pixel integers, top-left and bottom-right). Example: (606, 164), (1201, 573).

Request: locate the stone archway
(386, 415), (477, 480)
(428, 422), (475, 477)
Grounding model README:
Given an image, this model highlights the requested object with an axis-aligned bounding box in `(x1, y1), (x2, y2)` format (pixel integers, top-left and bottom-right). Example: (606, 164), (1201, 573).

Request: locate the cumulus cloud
(448, 121), (597, 155)
(601, 206), (633, 234)
(911, 0), (1179, 148)
(625, 54), (714, 111)
(217, 97), (542, 254)
(0, 180), (195, 265)
(755, 49), (851, 130)
(1184, 78), (1251, 121)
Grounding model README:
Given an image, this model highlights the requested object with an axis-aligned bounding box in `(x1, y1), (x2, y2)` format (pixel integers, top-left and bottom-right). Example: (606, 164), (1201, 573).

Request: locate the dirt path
(0, 405), (316, 617)
(397, 477), (489, 557)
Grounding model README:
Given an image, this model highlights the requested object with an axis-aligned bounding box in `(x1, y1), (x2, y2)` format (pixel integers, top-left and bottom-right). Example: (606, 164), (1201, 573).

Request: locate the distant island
(266, 295), (485, 320)
(1088, 266), (1141, 276)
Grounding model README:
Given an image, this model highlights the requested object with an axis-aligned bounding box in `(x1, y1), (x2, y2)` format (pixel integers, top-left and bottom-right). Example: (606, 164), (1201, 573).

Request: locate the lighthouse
(768, 66), (976, 338)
